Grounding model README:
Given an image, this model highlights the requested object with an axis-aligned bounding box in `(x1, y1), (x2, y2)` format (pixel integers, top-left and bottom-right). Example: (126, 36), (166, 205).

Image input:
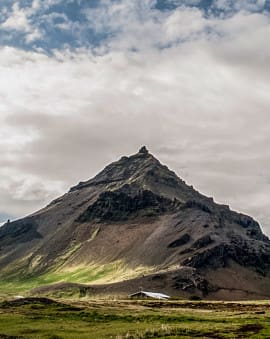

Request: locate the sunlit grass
(0, 260), (151, 295)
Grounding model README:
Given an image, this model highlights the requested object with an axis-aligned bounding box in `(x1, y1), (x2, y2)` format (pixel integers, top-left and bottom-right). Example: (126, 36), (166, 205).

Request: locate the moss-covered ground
(0, 298), (269, 338)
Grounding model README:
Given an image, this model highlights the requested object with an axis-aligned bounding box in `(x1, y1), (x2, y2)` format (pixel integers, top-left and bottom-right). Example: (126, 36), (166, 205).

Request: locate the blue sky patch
(0, 0), (269, 53)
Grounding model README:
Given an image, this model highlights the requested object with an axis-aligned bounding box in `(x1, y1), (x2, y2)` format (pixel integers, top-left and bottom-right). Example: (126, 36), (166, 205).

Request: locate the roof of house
(130, 291), (170, 299)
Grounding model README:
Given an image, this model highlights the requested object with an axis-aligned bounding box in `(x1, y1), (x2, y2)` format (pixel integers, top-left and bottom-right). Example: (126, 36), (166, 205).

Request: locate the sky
(0, 0), (270, 235)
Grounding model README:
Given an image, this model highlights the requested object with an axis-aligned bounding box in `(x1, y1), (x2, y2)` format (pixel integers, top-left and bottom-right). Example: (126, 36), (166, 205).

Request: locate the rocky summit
(0, 147), (270, 300)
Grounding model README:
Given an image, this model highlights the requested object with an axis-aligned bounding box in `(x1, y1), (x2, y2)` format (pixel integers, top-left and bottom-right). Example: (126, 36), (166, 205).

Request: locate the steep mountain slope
(0, 147), (270, 299)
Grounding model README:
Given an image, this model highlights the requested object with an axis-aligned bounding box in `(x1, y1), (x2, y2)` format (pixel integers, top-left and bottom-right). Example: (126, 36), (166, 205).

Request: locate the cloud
(1, 3), (31, 32)
(0, 1), (270, 236)
(43, 12), (72, 31)
(0, 0), (268, 50)
(0, 0), (75, 46)
(1, 1), (43, 43)
(83, 1), (211, 50)
(212, 0), (266, 12)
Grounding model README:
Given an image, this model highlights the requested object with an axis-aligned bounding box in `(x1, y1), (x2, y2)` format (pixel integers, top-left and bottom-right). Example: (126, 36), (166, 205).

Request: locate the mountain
(0, 147), (270, 300)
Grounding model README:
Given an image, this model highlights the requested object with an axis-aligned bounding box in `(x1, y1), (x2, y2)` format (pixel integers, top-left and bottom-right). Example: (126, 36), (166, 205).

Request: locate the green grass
(0, 266), (114, 294)
(0, 299), (269, 338)
(0, 261), (150, 296)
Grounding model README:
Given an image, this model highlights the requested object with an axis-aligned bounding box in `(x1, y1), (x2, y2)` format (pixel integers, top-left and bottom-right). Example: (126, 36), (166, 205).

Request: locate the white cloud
(42, 12), (73, 31)
(1, 1), (43, 42)
(163, 7), (207, 40)
(212, 0), (266, 12)
(2, 2), (32, 32)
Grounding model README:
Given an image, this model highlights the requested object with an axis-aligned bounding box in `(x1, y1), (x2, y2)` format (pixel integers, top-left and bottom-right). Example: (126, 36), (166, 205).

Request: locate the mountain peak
(70, 147), (160, 192)
(138, 146), (149, 154)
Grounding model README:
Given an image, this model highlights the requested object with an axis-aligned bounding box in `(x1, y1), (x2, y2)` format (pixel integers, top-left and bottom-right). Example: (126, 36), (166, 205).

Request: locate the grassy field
(0, 298), (269, 338)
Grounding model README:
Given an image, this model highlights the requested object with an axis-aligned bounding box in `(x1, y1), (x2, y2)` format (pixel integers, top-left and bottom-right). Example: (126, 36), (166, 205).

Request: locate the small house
(130, 291), (170, 300)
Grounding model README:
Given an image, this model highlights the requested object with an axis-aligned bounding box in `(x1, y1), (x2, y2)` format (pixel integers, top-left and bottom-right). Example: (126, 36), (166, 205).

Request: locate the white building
(130, 291), (170, 300)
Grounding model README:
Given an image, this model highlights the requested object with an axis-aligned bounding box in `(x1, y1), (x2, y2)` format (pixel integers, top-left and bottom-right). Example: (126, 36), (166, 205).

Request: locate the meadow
(0, 297), (269, 338)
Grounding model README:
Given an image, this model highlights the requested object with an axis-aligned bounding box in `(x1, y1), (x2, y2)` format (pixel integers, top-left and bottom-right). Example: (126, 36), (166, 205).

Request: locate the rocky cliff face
(0, 147), (270, 299)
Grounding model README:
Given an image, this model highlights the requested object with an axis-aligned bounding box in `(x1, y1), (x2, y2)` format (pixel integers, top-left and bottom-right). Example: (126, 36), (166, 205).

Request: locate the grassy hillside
(0, 260), (150, 295)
